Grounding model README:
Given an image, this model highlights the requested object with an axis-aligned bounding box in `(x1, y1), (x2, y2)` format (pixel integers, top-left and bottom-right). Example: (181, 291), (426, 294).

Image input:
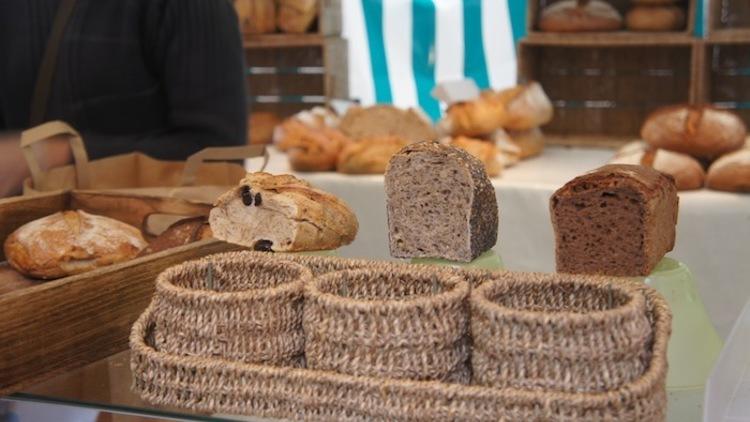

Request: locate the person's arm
(0, 132), (71, 198)
(83, 0), (247, 160)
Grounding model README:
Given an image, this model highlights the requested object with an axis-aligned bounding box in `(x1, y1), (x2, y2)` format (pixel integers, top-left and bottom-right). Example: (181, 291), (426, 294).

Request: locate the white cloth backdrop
(255, 147), (750, 339)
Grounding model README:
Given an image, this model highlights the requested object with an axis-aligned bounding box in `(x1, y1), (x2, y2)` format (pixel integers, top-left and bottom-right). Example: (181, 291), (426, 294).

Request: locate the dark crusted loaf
(385, 141), (498, 262)
(550, 164), (678, 276)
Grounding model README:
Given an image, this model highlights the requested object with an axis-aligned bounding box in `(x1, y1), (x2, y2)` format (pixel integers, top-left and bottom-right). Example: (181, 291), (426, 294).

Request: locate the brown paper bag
(21, 121), (268, 204)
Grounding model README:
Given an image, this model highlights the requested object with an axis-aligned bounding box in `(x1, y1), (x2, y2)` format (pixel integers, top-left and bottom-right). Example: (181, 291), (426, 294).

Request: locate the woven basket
(130, 263), (670, 421)
(304, 267), (471, 382)
(470, 272), (653, 393)
(150, 254), (311, 366)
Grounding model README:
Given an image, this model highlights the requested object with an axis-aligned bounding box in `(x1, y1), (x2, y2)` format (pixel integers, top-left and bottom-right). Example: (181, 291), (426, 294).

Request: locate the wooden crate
(708, 0), (750, 39)
(519, 39), (698, 145)
(0, 191), (243, 395)
(527, 0), (697, 40)
(697, 39), (750, 127)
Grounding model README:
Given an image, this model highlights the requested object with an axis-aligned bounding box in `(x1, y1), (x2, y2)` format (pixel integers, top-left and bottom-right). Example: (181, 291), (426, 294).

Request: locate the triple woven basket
(131, 251), (671, 421)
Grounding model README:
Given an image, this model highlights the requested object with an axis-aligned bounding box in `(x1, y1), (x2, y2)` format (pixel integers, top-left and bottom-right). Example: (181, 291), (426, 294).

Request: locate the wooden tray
(0, 191), (243, 395)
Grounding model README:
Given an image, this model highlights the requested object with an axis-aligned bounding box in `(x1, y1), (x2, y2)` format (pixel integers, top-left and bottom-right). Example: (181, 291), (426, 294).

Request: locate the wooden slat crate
(708, 0), (750, 39)
(527, 0), (696, 40)
(519, 39), (698, 145)
(697, 39), (750, 128)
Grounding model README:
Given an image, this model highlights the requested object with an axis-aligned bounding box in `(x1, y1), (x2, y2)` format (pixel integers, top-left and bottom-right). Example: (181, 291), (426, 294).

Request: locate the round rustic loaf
(626, 5), (686, 31)
(539, 0), (623, 32)
(706, 147), (750, 192)
(610, 141), (705, 190)
(641, 105), (747, 160)
(4, 210), (147, 279)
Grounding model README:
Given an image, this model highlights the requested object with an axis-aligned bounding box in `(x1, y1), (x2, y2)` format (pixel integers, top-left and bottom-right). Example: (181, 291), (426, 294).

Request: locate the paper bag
(21, 121), (268, 205)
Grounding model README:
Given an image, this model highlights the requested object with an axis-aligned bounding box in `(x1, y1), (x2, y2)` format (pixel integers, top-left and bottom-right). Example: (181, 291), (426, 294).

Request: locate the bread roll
(506, 127), (545, 158)
(234, 0), (276, 34)
(209, 172), (358, 252)
(626, 6), (685, 31)
(138, 217), (212, 256)
(337, 136), (409, 174)
(439, 92), (507, 137)
(539, 0), (623, 32)
(446, 137), (502, 177)
(339, 105), (437, 143)
(642, 105), (747, 160)
(610, 141), (705, 190)
(277, 0), (318, 34)
(497, 82), (554, 131)
(551, 164), (678, 276)
(706, 148), (750, 192)
(4, 210), (147, 279)
(385, 142), (498, 262)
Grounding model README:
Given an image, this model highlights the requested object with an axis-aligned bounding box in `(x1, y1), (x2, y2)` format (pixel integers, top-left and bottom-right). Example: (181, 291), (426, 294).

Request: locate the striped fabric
(343, 0), (524, 120)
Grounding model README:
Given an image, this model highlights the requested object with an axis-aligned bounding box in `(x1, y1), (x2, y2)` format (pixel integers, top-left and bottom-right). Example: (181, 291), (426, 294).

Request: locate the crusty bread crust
(4, 210), (147, 279)
(498, 82), (554, 131)
(539, 0), (623, 32)
(610, 141), (705, 190)
(336, 136), (409, 174)
(626, 5), (685, 31)
(339, 105), (437, 143)
(641, 105), (747, 160)
(447, 137), (503, 177)
(706, 148), (750, 192)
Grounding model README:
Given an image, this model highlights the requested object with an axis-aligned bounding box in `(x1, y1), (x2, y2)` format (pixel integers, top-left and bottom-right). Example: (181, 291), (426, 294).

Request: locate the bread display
(336, 136), (410, 174)
(4, 210), (147, 279)
(439, 92), (507, 137)
(277, 0), (318, 34)
(551, 164), (678, 276)
(385, 142), (498, 262)
(233, 0), (276, 34)
(626, 5), (686, 31)
(505, 127), (545, 158)
(138, 217), (212, 257)
(641, 105), (747, 160)
(338, 105), (437, 143)
(496, 82), (554, 131)
(277, 120), (351, 172)
(610, 141), (705, 190)
(539, 0), (623, 32)
(209, 172), (358, 252)
(274, 107), (340, 151)
(445, 137), (503, 177)
(706, 148), (750, 193)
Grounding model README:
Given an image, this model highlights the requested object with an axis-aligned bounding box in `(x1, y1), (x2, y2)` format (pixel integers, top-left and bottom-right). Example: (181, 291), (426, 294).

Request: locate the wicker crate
(519, 39), (698, 145)
(527, 0), (696, 41)
(698, 39), (750, 128)
(708, 0), (750, 39)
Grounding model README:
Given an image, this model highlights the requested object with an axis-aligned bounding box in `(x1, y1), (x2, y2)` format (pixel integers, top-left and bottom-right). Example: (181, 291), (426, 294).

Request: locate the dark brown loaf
(539, 0), (623, 32)
(551, 164), (678, 276)
(138, 217), (212, 256)
(385, 142), (498, 262)
(641, 105), (747, 160)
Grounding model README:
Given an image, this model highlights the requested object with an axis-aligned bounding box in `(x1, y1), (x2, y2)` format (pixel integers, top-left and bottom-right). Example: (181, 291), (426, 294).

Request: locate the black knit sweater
(0, 0), (247, 160)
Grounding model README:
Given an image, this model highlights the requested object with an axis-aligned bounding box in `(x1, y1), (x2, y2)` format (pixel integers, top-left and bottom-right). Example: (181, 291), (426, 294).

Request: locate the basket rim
(471, 272), (647, 326)
(130, 279), (670, 409)
(155, 255), (311, 303)
(306, 267), (469, 312)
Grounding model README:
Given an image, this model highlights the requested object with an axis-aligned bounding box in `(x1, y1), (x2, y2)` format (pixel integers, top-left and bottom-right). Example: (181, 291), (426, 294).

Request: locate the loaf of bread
(209, 172), (358, 252)
(275, 107), (340, 150)
(336, 136), (410, 174)
(233, 0), (276, 34)
(551, 164), (678, 276)
(439, 92), (507, 137)
(339, 105), (437, 143)
(277, 0), (318, 33)
(277, 120), (351, 172)
(385, 142), (498, 262)
(641, 105), (747, 160)
(4, 210), (147, 279)
(610, 141), (705, 190)
(626, 5), (686, 31)
(706, 148), (750, 192)
(446, 137), (503, 177)
(506, 127), (545, 158)
(248, 112), (281, 145)
(496, 82), (554, 131)
(138, 217), (212, 256)
(492, 130), (522, 167)
(539, 0), (623, 32)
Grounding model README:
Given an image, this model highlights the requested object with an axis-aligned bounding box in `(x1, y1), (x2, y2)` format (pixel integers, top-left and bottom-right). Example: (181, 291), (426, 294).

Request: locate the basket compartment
(304, 267), (470, 382)
(150, 255), (311, 366)
(470, 273), (652, 393)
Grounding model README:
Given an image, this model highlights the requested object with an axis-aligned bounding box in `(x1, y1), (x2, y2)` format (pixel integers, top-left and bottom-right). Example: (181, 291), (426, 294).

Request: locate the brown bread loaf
(138, 217), (212, 256)
(626, 5), (686, 31)
(4, 210), (147, 279)
(539, 0), (623, 32)
(610, 141), (705, 190)
(339, 105), (437, 142)
(641, 105), (747, 160)
(439, 91), (507, 137)
(336, 136), (409, 174)
(277, 0), (318, 33)
(209, 172), (358, 252)
(496, 82), (554, 131)
(233, 0), (276, 34)
(550, 164), (678, 276)
(385, 142), (498, 262)
(447, 137), (503, 177)
(706, 148), (750, 192)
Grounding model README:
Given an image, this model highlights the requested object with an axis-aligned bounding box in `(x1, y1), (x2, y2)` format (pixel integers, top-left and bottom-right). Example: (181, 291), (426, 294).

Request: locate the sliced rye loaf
(385, 142), (498, 262)
(550, 164), (678, 276)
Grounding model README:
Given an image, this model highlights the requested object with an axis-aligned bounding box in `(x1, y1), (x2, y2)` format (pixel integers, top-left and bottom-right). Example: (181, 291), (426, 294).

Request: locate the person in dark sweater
(0, 0), (247, 197)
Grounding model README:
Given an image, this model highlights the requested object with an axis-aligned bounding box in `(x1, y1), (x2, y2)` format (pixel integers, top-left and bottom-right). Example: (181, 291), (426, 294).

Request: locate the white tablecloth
(255, 146), (750, 338)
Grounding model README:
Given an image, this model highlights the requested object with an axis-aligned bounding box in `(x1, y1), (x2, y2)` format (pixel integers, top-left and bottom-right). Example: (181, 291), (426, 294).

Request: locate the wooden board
(0, 192), (244, 395)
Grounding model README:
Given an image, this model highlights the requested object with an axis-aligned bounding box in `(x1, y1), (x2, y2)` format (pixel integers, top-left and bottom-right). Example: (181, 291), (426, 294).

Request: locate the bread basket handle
(20, 121), (91, 189)
(180, 145), (268, 187)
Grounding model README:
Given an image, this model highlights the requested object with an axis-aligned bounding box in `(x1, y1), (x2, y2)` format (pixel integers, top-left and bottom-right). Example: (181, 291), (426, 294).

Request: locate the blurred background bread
(234, 0), (276, 34)
(610, 141), (705, 190)
(277, 0), (318, 33)
(626, 5), (685, 31)
(539, 0), (623, 32)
